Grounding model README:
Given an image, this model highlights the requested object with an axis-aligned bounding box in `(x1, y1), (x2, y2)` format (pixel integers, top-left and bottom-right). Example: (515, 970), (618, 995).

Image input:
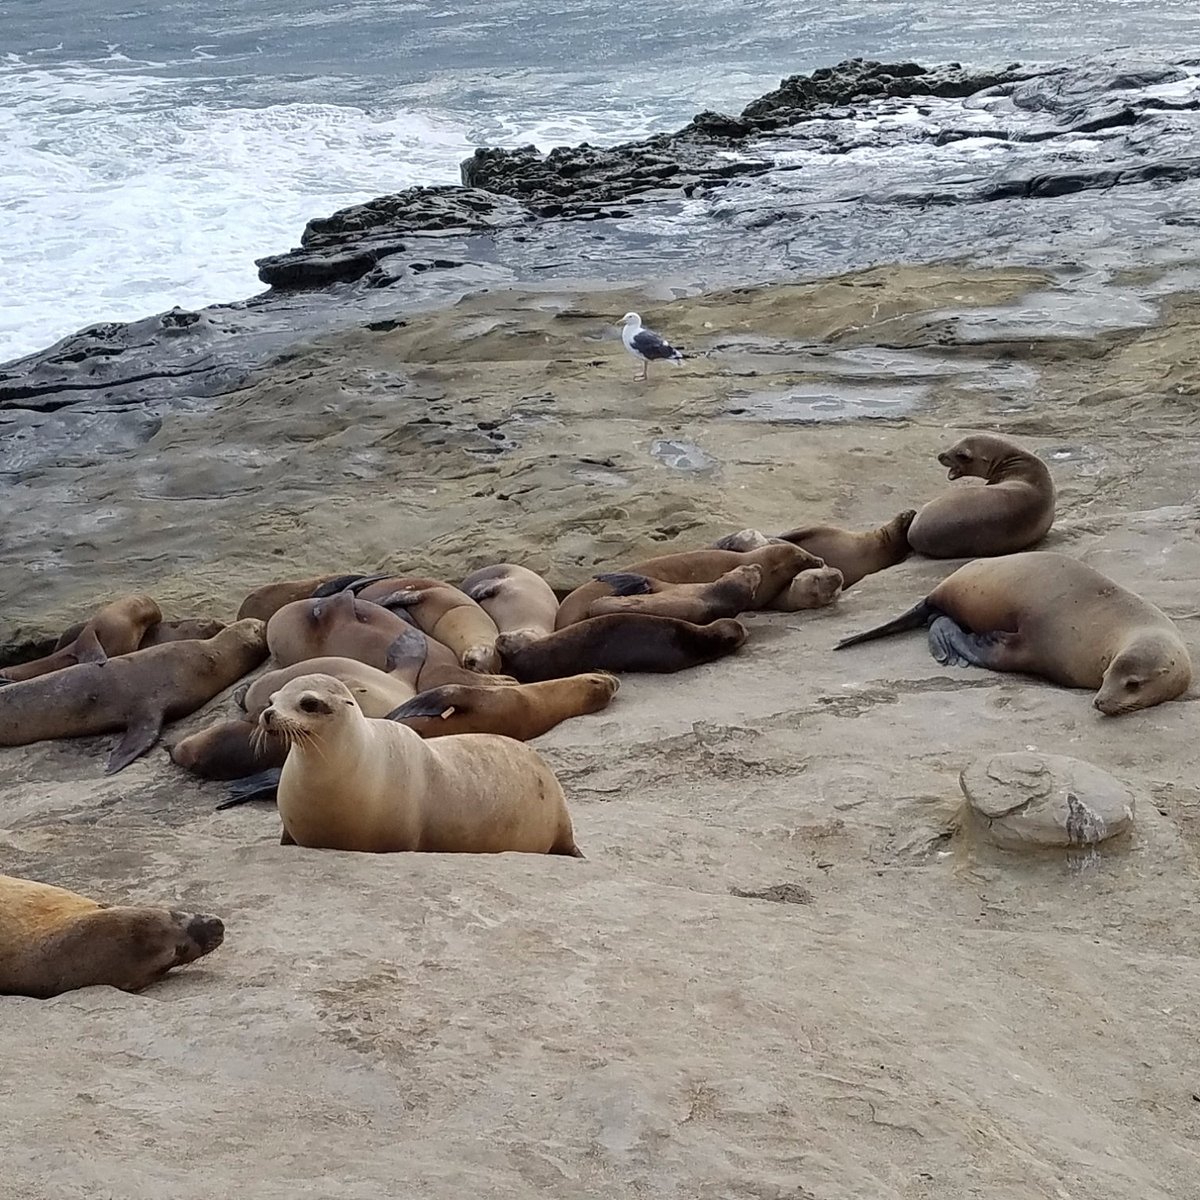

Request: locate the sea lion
(555, 544), (825, 628)
(716, 511), (917, 589)
(906, 434), (1056, 558)
(834, 551), (1191, 715)
(261, 674), (583, 855)
(241, 656), (417, 722)
(3, 595), (163, 683)
(265, 589), (417, 670)
(0, 619), (269, 772)
(236, 574), (363, 623)
(499, 614), (747, 682)
(461, 563), (559, 653)
(386, 671), (620, 739)
(351, 576), (502, 674)
(53, 615), (226, 654)
(169, 718), (286, 780)
(0, 873), (225, 999)
(585, 564), (763, 623)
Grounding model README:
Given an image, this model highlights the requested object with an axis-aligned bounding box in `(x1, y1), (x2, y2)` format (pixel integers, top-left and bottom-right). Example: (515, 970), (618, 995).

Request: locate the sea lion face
(784, 566), (844, 609)
(937, 440), (982, 480)
(224, 617), (268, 652)
(259, 673), (359, 742)
(103, 908), (225, 991)
(462, 644), (503, 674)
(888, 510), (918, 540)
(1094, 637), (1191, 716)
(710, 619), (749, 651)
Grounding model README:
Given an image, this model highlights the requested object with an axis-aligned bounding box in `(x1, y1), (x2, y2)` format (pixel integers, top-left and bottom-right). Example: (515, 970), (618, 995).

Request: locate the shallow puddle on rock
(573, 467), (631, 487)
(722, 381), (925, 423)
(1038, 444), (1107, 476)
(650, 439), (718, 471)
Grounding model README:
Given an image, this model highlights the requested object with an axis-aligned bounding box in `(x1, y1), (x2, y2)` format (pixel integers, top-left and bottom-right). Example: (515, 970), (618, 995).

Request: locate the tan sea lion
(265, 589), (416, 670)
(3, 595), (163, 683)
(236, 574), (362, 623)
(0, 873), (225, 999)
(386, 671), (620, 739)
(716, 511), (917, 589)
(169, 718), (286, 780)
(499, 614), (747, 682)
(53, 615), (226, 654)
(906, 434), (1056, 558)
(0, 619), (269, 772)
(834, 551), (1191, 715)
(584, 564), (763, 623)
(352, 576), (502, 673)
(261, 674), (583, 855)
(555, 544), (824, 628)
(241, 656), (417, 721)
(460, 563), (559, 653)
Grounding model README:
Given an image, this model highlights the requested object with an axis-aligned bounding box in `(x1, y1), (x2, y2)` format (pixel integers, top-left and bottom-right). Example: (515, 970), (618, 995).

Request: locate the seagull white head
(621, 312), (641, 328)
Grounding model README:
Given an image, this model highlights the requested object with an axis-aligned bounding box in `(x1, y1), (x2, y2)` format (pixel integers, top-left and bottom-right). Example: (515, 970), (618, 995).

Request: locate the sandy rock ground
(3, 260), (1200, 1198)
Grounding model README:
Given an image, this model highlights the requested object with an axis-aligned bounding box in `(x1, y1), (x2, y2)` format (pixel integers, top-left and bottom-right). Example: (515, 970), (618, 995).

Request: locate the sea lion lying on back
(906, 433), (1055, 558)
(834, 551), (1191, 715)
(555, 544), (827, 628)
(460, 563), (559, 653)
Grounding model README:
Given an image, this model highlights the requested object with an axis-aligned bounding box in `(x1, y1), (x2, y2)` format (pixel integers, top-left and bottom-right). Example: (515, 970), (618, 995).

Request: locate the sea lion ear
(298, 694), (333, 716)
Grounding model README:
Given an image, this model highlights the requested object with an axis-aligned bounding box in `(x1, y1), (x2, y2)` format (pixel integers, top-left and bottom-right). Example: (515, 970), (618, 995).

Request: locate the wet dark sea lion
(906, 433), (1056, 558)
(499, 614), (747, 682)
(0, 619), (269, 772)
(0, 873), (224, 999)
(834, 551), (1191, 715)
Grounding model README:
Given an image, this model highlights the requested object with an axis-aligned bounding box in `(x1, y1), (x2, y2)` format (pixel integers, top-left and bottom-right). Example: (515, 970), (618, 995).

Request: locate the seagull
(621, 312), (684, 382)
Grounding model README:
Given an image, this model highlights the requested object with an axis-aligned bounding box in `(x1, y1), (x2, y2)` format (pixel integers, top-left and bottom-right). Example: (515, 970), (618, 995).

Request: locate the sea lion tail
(594, 572), (653, 596)
(216, 769), (283, 810)
(833, 599), (936, 650)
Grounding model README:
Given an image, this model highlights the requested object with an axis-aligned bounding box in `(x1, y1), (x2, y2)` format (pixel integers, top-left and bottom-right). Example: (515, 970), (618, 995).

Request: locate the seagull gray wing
(631, 328), (679, 360)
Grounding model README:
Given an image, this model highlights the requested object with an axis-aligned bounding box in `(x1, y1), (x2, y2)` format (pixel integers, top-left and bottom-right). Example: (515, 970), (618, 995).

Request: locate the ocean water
(3, 0), (1200, 361)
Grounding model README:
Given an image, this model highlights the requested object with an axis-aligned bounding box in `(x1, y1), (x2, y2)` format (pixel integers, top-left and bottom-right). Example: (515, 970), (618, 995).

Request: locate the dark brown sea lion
(0, 619), (269, 772)
(499, 614), (748, 682)
(555, 544), (824, 628)
(906, 433), (1056, 558)
(3, 595), (163, 683)
(834, 551), (1191, 715)
(0, 873), (224, 999)
(169, 718), (285, 780)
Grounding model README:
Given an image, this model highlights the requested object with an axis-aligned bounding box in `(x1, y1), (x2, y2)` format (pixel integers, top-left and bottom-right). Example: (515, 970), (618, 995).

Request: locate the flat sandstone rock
(960, 752), (1137, 849)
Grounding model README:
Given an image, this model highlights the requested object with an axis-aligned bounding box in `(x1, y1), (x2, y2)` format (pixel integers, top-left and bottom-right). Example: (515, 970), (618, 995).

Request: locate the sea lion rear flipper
(594, 572), (654, 597)
(385, 627), (428, 675)
(928, 617), (1013, 670)
(105, 710), (165, 774)
(215, 769), (283, 810)
(833, 599), (938, 650)
(372, 589), (423, 612)
(310, 573), (375, 599)
(73, 626), (109, 666)
(384, 689), (456, 721)
(463, 578), (501, 602)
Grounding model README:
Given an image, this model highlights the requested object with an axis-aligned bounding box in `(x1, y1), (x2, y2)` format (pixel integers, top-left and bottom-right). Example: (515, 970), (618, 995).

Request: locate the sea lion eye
(299, 696), (325, 714)
(1125, 680), (1142, 691)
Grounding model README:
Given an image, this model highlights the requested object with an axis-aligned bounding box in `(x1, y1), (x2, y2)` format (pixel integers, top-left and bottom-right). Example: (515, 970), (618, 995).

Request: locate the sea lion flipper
(371, 589), (422, 612)
(463, 578), (501, 602)
(215, 769), (283, 810)
(594, 572), (654, 597)
(73, 626), (109, 666)
(385, 628), (427, 674)
(105, 710), (165, 774)
(833, 600), (937, 650)
(280, 827), (296, 846)
(310, 573), (375, 599)
(928, 617), (1013, 670)
(384, 689), (455, 721)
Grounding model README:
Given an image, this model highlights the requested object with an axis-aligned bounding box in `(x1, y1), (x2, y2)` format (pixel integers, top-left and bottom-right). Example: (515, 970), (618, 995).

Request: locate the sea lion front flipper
(927, 616), (1013, 670)
(73, 625), (109, 666)
(280, 827), (296, 846)
(215, 769), (283, 810)
(385, 627), (428, 675)
(594, 572), (654, 597)
(105, 709), (166, 774)
(384, 688), (457, 721)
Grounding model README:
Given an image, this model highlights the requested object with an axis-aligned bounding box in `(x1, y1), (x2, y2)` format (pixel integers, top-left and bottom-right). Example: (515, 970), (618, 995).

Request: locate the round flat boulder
(959, 752), (1136, 850)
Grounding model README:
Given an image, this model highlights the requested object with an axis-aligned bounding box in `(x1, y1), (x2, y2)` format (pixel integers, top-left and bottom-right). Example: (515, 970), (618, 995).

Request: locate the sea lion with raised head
(3, 595), (163, 683)
(834, 551), (1191, 715)
(265, 589), (417, 670)
(0, 873), (224, 999)
(387, 671), (620, 739)
(499, 614), (747, 682)
(236, 574), (364, 623)
(584, 564), (763, 624)
(460, 563), (559, 653)
(555, 544), (825, 628)
(351, 576), (502, 674)
(716, 511), (917, 589)
(261, 674), (583, 855)
(0, 619), (269, 772)
(241, 655), (418, 722)
(906, 433), (1055, 559)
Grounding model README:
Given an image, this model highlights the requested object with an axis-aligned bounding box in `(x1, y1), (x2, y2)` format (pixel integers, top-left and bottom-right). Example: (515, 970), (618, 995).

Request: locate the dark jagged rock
(256, 186), (529, 288)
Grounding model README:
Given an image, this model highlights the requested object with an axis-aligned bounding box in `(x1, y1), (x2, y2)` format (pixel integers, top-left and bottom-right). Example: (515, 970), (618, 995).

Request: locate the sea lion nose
(186, 914), (225, 951)
(261, 706), (276, 728)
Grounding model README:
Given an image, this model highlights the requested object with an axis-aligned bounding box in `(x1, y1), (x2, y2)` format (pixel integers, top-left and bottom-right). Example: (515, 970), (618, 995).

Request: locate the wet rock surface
(961, 752), (1138, 849)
